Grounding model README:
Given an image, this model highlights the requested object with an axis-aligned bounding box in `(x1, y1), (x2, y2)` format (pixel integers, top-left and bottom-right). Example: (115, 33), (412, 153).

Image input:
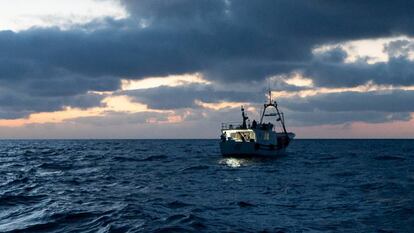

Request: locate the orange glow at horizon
(0, 107), (104, 127)
(0, 95), (165, 127)
(348, 113), (414, 138)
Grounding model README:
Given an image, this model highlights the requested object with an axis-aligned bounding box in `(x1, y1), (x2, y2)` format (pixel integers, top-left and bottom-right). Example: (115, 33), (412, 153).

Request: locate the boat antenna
(267, 80), (272, 104)
(268, 88), (272, 104)
(241, 106), (248, 129)
(259, 87), (273, 124)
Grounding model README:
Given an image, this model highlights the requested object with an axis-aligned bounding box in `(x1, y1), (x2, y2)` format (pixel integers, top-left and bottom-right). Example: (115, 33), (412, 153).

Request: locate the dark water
(0, 139), (413, 232)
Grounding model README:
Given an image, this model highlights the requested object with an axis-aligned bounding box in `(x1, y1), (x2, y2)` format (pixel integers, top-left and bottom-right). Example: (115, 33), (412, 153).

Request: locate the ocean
(0, 139), (413, 232)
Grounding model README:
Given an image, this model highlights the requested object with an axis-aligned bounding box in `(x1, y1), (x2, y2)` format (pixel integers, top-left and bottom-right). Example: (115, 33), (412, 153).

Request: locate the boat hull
(220, 141), (287, 157)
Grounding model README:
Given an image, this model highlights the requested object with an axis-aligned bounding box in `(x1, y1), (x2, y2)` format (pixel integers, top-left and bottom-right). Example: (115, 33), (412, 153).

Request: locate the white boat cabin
(221, 123), (279, 146)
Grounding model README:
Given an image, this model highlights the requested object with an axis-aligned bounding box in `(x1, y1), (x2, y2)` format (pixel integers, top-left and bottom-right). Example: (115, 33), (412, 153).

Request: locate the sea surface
(0, 139), (413, 232)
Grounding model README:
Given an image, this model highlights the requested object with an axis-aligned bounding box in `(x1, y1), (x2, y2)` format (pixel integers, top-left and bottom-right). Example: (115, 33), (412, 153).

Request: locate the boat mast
(241, 106), (248, 129)
(275, 100), (288, 135)
(259, 90), (288, 135)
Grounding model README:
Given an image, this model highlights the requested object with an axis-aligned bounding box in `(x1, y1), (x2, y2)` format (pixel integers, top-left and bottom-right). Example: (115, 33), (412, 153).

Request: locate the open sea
(0, 139), (413, 232)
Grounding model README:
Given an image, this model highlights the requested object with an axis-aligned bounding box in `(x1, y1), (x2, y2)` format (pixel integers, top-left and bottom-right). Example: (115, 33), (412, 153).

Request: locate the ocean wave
(0, 139), (412, 232)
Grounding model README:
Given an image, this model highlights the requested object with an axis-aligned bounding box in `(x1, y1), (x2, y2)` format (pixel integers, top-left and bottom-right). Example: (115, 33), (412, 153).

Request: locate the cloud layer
(0, 0), (414, 137)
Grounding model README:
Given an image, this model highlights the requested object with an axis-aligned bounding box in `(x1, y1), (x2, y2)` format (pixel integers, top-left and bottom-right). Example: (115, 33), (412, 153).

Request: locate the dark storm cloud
(287, 111), (411, 126)
(121, 0), (227, 26)
(282, 90), (414, 113)
(122, 0), (414, 40)
(273, 89), (414, 125)
(122, 82), (412, 127)
(302, 48), (414, 88)
(271, 77), (312, 92)
(69, 111), (171, 126)
(0, 89), (104, 119)
(5, 0), (414, 83)
(2, 1), (414, 119)
(383, 39), (414, 58)
(314, 47), (348, 63)
(124, 84), (264, 109)
(0, 28), (202, 79)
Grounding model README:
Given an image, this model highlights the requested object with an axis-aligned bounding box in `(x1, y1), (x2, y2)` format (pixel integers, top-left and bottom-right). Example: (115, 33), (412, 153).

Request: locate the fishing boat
(220, 91), (295, 157)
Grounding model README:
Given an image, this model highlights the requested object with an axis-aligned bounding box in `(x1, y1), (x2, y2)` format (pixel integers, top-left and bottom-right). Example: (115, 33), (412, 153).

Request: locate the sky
(0, 0), (414, 139)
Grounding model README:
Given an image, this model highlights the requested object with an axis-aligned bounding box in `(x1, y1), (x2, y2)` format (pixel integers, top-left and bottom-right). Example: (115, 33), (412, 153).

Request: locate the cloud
(0, 88), (104, 119)
(383, 39), (414, 58)
(287, 111), (411, 126)
(4, 1), (414, 86)
(69, 111), (171, 126)
(0, 1), (380, 87)
(282, 90), (414, 112)
(1, 0), (414, 130)
(277, 90), (414, 126)
(302, 47), (414, 88)
(0, 0), (127, 31)
(123, 84), (264, 109)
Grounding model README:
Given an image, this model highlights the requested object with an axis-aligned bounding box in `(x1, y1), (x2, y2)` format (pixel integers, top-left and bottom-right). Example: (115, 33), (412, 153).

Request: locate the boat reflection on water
(219, 157), (246, 168)
(219, 153), (285, 168)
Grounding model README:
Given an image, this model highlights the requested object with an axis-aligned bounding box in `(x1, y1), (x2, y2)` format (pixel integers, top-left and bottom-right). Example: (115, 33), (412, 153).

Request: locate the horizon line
(0, 138), (413, 140)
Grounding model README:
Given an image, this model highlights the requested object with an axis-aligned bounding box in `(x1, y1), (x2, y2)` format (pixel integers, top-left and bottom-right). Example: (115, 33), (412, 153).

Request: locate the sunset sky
(1, 0), (414, 139)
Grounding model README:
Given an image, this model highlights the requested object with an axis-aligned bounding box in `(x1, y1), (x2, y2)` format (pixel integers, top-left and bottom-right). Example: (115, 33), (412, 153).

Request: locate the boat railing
(221, 122), (243, 130)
